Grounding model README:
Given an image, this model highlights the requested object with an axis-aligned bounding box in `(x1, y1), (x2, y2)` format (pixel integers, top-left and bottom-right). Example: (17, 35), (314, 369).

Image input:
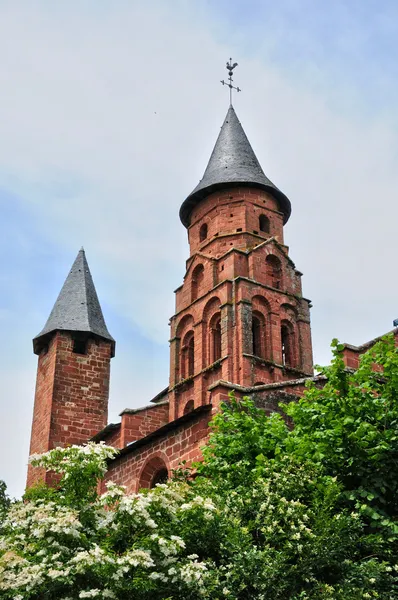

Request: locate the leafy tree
(196, 335), (398, 598)
(0, 480), (9, 524)
(0, 336), (397, 599)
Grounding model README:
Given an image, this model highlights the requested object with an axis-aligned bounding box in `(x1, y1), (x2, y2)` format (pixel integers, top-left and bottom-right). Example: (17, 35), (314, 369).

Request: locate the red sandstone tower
(169, 106), (313, 420)
(27, 101), (315, 494)
(27, 248), (115, 487)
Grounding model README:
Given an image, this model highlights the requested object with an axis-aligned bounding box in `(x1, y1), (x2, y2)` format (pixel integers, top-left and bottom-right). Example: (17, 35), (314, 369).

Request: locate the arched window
(139, 456), (169, 490)
(183, 399), (194, 415)
(181, 331), (195, 379)
(252, 315), (263, 358)
(191, 264), (204, 301)
(199, 223), (208, 242)
(266, 255), (282, 289)
(188, 335), (194, 376)
(211, 317), (222, 362)
(151, 468), (168, 488)
(259, 214), (270, 233)
(281, 323), (294, 368)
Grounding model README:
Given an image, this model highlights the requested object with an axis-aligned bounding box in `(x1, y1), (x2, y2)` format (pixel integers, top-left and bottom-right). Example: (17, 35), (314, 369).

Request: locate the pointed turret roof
(33, 248), (115, 356)
(180, 105), (291, 227)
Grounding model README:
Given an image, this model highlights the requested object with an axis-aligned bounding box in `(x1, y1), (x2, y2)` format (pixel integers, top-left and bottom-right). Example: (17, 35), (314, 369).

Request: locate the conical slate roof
(33, 249), (115, 356)
(180, 105), (291, 227)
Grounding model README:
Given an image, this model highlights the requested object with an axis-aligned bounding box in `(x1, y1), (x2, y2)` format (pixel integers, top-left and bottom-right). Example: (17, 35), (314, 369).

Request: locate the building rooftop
(33, 248), (115, 356)
(180, 105), (291, 227)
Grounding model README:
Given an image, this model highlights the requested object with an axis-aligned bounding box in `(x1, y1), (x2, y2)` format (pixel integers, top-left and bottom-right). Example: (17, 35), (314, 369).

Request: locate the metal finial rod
(220, 57), (241, 105)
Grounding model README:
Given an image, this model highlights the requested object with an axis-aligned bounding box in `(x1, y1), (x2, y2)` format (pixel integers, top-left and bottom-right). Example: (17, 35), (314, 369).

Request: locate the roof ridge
(81, 250), (92, 332)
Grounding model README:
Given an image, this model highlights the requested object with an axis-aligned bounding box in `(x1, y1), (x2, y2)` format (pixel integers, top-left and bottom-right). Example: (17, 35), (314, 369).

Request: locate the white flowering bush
(1, 336), (398, 599)
(0, 444), (220, 599)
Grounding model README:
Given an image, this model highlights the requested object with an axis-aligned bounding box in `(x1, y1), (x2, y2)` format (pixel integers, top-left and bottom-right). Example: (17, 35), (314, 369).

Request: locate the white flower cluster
(29, 442), (118, 476)
(250, 467), (316, 552)
(180, 495), (217, 517)
(0, 443), (214, 598)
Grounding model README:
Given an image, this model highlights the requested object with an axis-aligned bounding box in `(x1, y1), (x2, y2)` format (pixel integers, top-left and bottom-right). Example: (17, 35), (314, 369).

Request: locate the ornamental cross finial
(220, 58), (241, 105)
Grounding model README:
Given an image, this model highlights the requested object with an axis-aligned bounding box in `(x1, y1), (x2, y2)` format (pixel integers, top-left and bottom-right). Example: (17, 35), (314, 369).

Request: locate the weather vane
(221, 58), (241, 105)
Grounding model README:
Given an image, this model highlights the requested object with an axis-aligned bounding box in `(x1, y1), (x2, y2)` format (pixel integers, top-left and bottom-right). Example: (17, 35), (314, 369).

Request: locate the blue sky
(1, 0), (398, 497)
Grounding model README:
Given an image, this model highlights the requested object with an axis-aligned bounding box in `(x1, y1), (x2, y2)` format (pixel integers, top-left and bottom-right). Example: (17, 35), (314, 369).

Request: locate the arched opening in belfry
(191, 264), (204, 301)
(183, 399), (195, 415)
(211, 315), (222, 362)
(199, 223), (208, 242)
(252, 314), (264, 358)
(281, 322), (295, 368)
(266, 255), (282, 289)
(181, 331), (195, 378)
(188, 335), (194, 376)
(259, 214), (270, 233)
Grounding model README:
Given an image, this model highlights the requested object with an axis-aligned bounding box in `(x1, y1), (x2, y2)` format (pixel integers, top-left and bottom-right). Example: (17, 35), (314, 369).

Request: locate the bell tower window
(199, 223), (208, 242)
(281, 323), (294, 368)
(188, 335), (194, 376)
(183, 399), (194, 415)
(191, 264), (204, 301)
(266, 255), (282, 289)
(252, 315), (263, 358)
(181, 331), (195, 379)
(73, 338), (87, 355)
(212, 317), (222, 362)
(259, 214), (270, 233)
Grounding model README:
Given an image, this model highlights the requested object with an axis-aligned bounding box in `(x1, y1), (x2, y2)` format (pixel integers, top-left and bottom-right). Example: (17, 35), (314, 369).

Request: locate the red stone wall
(98, 426), (121, 449)
(27, 333), (58, 487)
(104, 408), (212, 493)
(341, 331), (398, 371)
(342, 347), (360, 369)
(119, 403), (170, 447)
(27, 331), (112, 487)
(187, 188), (285, 255)
(104, 377), (321, 494)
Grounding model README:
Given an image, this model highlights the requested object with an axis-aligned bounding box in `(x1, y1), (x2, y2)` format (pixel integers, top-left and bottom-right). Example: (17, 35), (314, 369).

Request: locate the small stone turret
(27, 249), (115, 488)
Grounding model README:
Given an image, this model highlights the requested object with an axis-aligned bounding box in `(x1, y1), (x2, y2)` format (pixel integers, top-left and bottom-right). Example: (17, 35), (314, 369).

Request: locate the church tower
(27, 248), (115, 487)
(168, 105), (313, 420)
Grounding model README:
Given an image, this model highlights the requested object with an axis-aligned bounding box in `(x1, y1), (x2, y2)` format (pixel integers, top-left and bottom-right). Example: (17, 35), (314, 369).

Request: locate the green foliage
(1, 336), (398, 598)
(0, 480), (10, 524)
(23, 481), (58, 503)
(285, 337), (398, 537)
(195, 334), (398, 597)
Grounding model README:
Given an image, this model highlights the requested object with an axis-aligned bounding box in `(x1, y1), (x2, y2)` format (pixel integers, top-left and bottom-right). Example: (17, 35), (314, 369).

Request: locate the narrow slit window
(259, 214), (270, 233)
(281, 325), (294, 367)
(212, 319), (222, 361)
(252, 316), (262, 358)
(188, 335), (195, 376)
